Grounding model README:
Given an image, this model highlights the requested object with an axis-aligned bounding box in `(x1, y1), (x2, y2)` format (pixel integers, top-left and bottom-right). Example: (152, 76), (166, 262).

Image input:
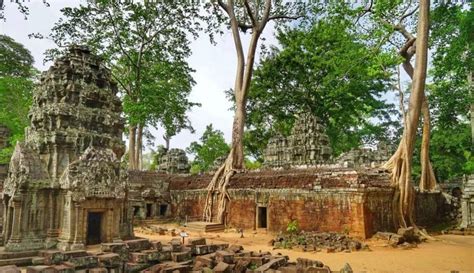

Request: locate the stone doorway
(87, 212), (103, 245)
(159, 204), (168, 216)
(257, 206), (268, 228)
(146, 204), (153, 218)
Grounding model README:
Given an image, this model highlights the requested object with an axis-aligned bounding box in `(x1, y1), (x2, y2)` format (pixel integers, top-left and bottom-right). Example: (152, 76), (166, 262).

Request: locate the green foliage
(187, 124), (230, 173)
(244, 158), (262, 170)
(244, 6), (398, 159)
(0, 35), (36, 164)
(44, 1), (201, 142)
(286, 220), (299, 234)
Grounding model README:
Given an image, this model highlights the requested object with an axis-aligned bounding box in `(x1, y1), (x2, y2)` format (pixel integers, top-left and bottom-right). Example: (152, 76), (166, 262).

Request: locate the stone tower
(2, 46), (132, 251)
(263, 113), (332, 168)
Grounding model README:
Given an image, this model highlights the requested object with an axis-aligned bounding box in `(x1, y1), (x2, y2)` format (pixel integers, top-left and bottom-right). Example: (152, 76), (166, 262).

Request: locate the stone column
(71, 203), (85, 250)
(8, 199), (22, 243)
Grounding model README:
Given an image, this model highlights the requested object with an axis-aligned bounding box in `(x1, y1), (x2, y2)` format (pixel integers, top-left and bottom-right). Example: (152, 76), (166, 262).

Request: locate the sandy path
(135, 225), (474, 273)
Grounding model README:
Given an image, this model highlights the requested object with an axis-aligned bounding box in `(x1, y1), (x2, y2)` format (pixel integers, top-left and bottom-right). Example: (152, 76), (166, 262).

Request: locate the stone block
(171, 251), (192, 263)
(188, 238), (206, 246)
(151, 241), (162, 251)
(97, 253), (122, 268)
(26, 266), (55, 273)
(304, 266), (331, 273)
(40, 250), (65, 265)
(227, 245), (243, 253)
(215, 251), (234, 264)
(213, 262), (230, 273)
(130, 252), (148, 264)
(208, 244), (229, 253)
(32, 257), (46, 265)
(159, 250), (172, 262)
(125, 262), (149, 272)
(67, 255), (99, 269)
(125, 239), (152, 252)
(234, 259), (251, 273)
(88, 268), (108, 273)
(0, 266), (20, 273)
(296, 259), (323, 269)
(194, 245), (210, 255)
(235, 256), (265, 267)
(161, 264), (191, 273)
(102, 243), (127, 253)
(62, 250), (88, 260)
(195, 255), (215, 268)
(142, 249), (161, 262)
(50, 264), (75, 273)
(254, 258), (287, 273)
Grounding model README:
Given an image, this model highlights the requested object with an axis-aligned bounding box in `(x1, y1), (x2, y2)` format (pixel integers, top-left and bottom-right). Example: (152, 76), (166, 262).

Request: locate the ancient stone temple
(461, 175), (474, 230)
(263, 113), (332, 168)
(337, 142), (393, 168)
(157, 148), (190, 174)
(1, 46), (132, 251)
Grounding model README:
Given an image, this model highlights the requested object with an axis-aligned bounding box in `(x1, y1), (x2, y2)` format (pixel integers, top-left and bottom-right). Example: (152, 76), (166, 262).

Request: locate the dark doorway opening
(159, 204), (168, 216)
(257, 207), (267, 228)
(146, 204), (153, 218)
(87, 212), (102, 245)
(133, 206), (140, 217)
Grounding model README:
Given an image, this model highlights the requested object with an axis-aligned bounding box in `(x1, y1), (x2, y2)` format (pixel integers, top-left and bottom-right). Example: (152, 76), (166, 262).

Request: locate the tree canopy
(0, 35), (36, 163)
(243, 7), (398, 160)
(187, 124), (230, 174)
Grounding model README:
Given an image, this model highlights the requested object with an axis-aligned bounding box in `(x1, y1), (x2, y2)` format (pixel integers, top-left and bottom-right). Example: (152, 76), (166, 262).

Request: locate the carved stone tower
(2, 46), (132, 251)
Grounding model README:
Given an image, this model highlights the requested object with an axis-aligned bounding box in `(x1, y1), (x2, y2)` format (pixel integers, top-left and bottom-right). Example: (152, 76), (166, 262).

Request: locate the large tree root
(203, 150), (236, 223)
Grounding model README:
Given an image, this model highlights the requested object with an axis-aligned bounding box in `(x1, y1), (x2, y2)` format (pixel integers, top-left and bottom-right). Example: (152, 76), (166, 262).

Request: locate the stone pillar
(8, 199), (22, 243)
(71, 203), (85, 250)
(461, 175), (474, 229)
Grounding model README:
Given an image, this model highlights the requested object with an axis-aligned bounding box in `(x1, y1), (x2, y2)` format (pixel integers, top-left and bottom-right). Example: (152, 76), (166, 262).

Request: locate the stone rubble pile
(373, 227), (423, 248)
(272, 232), (368, 253)
(0, 237), (353, 273)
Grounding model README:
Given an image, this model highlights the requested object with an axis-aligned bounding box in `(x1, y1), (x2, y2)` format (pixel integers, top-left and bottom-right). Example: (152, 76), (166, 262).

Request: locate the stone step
(185, 222), (224, 233)
(0, 256), (42, 266)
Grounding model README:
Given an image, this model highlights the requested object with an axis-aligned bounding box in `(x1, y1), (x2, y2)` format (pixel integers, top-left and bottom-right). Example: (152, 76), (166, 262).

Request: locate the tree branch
(268, 14), (304, 21)
(244, 0), (257, 27)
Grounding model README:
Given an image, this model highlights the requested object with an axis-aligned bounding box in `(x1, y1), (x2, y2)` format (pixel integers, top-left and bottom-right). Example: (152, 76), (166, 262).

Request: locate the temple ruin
(263, 114), (332, 168)
(1, 46), (132, 251)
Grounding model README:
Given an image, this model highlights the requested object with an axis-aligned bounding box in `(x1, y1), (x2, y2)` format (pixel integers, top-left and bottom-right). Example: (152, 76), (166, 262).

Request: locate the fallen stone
(339, 263), (353, 273)
(88, 268), (108, 273)
(159, 250), (172, 262)
(101, 243), (127, 253)
(215, 251), (234, 264)
(0, 265), (20, 273)
(151, 241), (163, 251)
(195, 254), (215, 268)
(50, 264), (75, 273)
(26, 266), (55, 273)
(40, 250), (65, 265)
(234, 259), (251, 273)
(213, 262), (230, 273)
(31, 257), (46, 265)
(397, 227), (419, 243)
(125, 262), (149, 272)
(67, 255), (99, 269)
(97, 253), (122, 267)
(194, 245), (210, 255)
(130, 252), (148, 264)
(142, 249), (161, 262)
(254, 258), (287, 273)
(172, 251), (192, 263)
(227, 245), (244, 253)
(125, 239), (152, 252)
(188, 238), (206, 246)
(305, 266), (331, 273)
(297, 258), (323, 268)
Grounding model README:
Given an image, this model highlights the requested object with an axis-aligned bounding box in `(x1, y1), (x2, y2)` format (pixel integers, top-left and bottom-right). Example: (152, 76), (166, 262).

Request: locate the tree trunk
(384, 0), (430, 228)
(135, 124), (143, 170)
(128, 125), (137, 170)
(419, 97), (437, 191)
(164, 135), (170, 150)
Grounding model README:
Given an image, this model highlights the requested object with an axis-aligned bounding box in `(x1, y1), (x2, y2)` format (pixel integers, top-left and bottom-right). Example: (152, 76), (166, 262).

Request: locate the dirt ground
(135, 224), (474, 273)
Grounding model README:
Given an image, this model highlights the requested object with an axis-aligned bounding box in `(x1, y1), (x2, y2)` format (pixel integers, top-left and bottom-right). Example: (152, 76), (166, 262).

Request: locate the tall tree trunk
(128, 126), (137, 170)
(419, 98), (437, 191)
(135, 124), (143, 170)
(399, 33), (437, 192)
(164, 135), (170, 151)
(469, 72), (474, 146)
(203, 0), (271, 224)
(384, 0), (430, 228)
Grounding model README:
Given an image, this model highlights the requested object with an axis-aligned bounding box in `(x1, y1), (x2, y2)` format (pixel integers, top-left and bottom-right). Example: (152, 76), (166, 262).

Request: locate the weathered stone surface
(157, 147), (190, 174)
(26, 266), (55, 273)
(215, 251), (234, 264)
(125, 239), (152, 252)
(263, 113), (332, 168)
(2, 45), (131, 251)
(337, 142), (393, 168)
(97, 253), (122, 267)
(213, 262), (230, 273)
(188, 238), (206, 246)
(171, 251), (192, 263)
